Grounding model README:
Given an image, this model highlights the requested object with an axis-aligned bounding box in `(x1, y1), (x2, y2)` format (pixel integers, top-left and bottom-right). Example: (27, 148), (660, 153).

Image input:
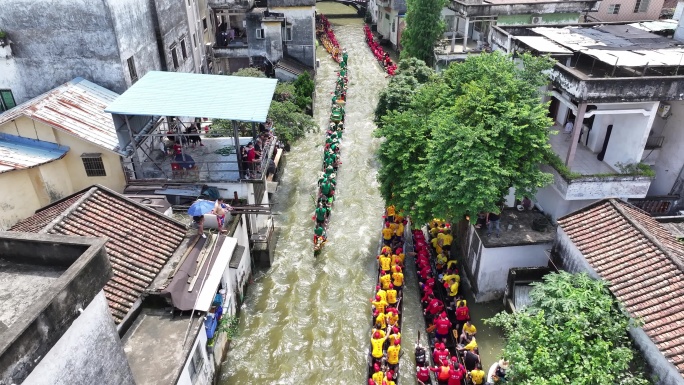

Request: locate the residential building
(208, 0), (316, 75)
(9, 185), (257, 384)
(0, 78), (128, 230)
(376, 0), (407, 50)
(589, 0), (665, 22)
(492, 22), (684, 220)
(0, 232), (135, 385)
(0, 0), (203, 106)
(455, 208), (554, 301)
(105, 71), (278, 267)
(555, 199), (684, 385)
(434, 0), (599, 68)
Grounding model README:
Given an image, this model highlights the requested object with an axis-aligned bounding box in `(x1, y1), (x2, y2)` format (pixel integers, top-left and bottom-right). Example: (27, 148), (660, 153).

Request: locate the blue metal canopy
(105, 71), (277, 122)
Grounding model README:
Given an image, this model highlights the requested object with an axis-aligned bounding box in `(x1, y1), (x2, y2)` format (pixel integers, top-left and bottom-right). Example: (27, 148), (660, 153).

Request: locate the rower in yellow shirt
(371, 370), (384, 385)
(469, 364), (486, 385)
(392, 267), (404, 291)
(395, 221), (404, 239)
(382, 222), (393, 245)
(448, 278), (459, 297)
(443, 273), (460, 285)
(375, 312), (387, 329)
(375, 286), (387, 302)
(430, 237), (443, 254)
(436, 252), (447, 269)
(380, 271), (392, 290)
(371, 295), (388, 314)
(387, 311), (399, 328)
(378, 253), (392, 271)
(446, 259), (458, 270)
(384, 372), (396, 385)
(388, 326), (401, 346)
(387, 339), (401, 367)
(386, 205), (396, 221)
(371, 331), (388, 359)
(386, 285), (398, 305)
(395, 248), (405, 264)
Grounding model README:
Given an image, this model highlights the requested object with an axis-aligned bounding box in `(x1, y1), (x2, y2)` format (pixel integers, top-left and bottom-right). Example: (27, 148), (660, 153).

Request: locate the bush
(293, 72), (315, 111)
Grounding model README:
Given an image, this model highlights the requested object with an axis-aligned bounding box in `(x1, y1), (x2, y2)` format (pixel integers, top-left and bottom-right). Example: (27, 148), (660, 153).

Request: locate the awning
(105, 71), (277, 122)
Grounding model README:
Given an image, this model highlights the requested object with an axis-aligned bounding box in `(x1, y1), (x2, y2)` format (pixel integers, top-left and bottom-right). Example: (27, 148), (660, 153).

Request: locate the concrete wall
(229, 217), (252, 312)
(472, 233), (551, 302)
(154, 0), (197, 74)
(591, 0), (664, 22)
(554, 227), (684, 385)
(246, 15), (284, 64)
(22, 292), (135, 385)
(0, 170), (43, 230)
(0, 0), (124, 103)
(106, 0), (162, 85)
(274, 6), (316, 67)
(534, 183), (597, 221)
(600, 102), (658, 169)
(177, 330), (213, 385)
(649, 101), (684, 195)
(498, 13), (580, 25)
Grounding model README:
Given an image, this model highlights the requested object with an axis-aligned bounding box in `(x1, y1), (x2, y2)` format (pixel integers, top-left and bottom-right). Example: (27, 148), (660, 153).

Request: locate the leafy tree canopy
(400, 0), (447, 66)
(232, 67), (267, 78)
(486, 272), (650, 385)
(375, 57), (435, 126)
(293, 72), (315, 111)
(376, 52), (556, 223)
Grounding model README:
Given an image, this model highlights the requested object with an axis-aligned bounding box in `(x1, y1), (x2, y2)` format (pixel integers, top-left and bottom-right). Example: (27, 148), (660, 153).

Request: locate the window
(180, 38), (188, 60)
(256, 28), (265, 39)
(385, 13), (390, 20)
(171, 45), (179, 69)
(392, 20), (396, 32)
(633, 0), (650, 12)
(81, 154), (106, 177)
(188, 345), (204, 383)
(283, 26), (292, 41)
(202, 17), (208, 31)
(608, 4), (621, 14)
(126, 57), (138, 83)
(192, 33), (197, 48)
(0, 89), (16, 112)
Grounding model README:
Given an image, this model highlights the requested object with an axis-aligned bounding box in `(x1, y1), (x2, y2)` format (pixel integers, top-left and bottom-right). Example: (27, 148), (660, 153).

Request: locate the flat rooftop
(122, 308), (203, 385)
(0, 233), (111, 385)
(503, 23), (684, 78)
(476, 209), (555, 248)
(0, 258), (64, 332)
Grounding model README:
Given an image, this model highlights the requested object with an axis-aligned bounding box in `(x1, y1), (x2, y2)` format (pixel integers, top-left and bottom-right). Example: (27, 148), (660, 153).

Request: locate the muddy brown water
(218, 13), (504, 385)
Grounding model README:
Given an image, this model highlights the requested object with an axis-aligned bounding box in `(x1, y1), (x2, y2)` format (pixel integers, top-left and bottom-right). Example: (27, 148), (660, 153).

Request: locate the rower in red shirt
(448, 357), (466, 385)
(416, 365), (431, 384)
(424, 297), (444, 319)
(433, 343), (450, 366)
(434, 312), (452, 343)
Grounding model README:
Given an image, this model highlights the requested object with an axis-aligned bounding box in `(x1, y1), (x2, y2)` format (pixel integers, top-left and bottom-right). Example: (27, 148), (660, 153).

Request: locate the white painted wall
(23, 291), (136, 385)
(473, 233), (551, 301)
(534, 184), (597, 221)
(229, 215), (252, 312)
(554, 227), (684, 385)
(177, 328), (213, 385)
(649, 101), (684, 196)
(602, 103), (658, 169)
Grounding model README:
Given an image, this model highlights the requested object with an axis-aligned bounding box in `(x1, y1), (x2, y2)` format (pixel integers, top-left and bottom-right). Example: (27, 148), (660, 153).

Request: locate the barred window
(81, 154), (106, 177)
(608, 4), (621, 14)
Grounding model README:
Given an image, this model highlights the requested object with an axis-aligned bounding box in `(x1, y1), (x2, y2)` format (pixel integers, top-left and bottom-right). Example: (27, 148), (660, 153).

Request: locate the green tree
(400, 0), (447, 66)
(374, 57), (435, 126)
(268, 100), (316, 146)
(376, 52), (555, 223)
(293, 72), (315, 111)
(487, 272), (650, 385)
(232, 67), (267, 78)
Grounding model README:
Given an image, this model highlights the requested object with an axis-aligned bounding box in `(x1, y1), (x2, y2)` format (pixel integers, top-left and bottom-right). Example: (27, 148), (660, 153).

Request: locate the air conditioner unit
(657, 102), (671, 118)
(531, 16), (543, 24)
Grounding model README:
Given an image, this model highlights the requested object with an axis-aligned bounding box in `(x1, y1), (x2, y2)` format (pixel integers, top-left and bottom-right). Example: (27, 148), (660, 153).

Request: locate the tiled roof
(10, 186), (187, 324)
(0, 78), (124, 155)
(558, 199), (684, 376)
(0, 132), (70, 173)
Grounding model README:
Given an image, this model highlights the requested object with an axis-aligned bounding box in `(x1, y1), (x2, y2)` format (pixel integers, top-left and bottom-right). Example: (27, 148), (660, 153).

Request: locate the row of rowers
(368, 212), (409, 385)
(416, 222), (486, 385)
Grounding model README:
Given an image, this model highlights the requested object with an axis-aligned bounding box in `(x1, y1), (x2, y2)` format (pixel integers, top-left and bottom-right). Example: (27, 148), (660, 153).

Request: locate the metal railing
(645, 136), (664, 150)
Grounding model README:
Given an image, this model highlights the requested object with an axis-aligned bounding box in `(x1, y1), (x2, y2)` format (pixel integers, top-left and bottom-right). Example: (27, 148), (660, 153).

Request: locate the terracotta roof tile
(558, 199), (684, 378)
(9, 186), (186, 324)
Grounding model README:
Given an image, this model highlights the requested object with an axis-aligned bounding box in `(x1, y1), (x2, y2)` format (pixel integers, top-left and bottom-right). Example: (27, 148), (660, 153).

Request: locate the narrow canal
(220, 10), (504, 384)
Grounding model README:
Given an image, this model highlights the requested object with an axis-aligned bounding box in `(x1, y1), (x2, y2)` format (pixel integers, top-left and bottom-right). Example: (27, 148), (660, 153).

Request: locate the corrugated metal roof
(0, 78), (123, 155)
(105, 71), (277, 123)
(0, 132), (69, 173)
(629, 20), (678, 33)
(515, 35), (573, 54)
